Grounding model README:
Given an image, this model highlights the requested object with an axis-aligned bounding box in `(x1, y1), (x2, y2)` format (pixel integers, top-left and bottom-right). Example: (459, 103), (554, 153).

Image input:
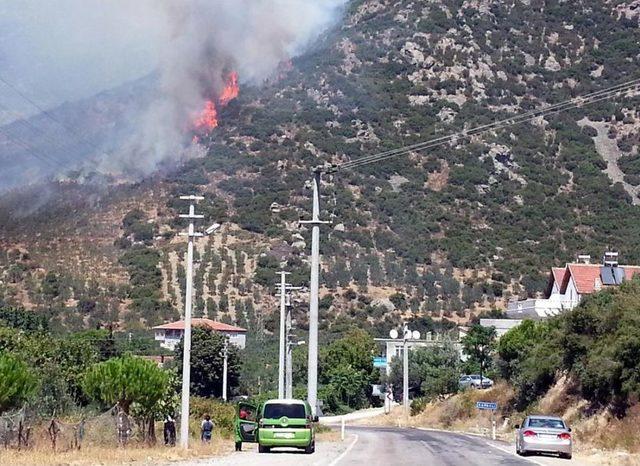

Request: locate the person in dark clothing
(201, 414), (214, 443)
(163, 415), (176, 446)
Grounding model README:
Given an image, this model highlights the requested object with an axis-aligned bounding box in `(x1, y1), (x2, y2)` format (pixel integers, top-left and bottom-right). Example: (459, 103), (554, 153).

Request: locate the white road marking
(415, 427), (547, 465)
(327, 434), (359, 466)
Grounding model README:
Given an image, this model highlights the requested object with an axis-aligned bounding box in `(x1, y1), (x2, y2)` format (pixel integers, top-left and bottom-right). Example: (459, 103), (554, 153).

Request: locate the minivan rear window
(263, 403), (306, 419)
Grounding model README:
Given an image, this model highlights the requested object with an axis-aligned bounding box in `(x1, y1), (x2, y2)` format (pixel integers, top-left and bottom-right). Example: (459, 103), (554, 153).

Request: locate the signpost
(373, 357), (387, 368)
(476, 401), (498, 411)
(476, 401), (498, 440)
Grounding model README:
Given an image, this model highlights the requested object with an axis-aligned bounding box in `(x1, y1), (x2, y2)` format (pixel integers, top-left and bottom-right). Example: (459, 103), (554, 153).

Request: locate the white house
(153, 318), (247, 351)
(507, 253), (640, 320)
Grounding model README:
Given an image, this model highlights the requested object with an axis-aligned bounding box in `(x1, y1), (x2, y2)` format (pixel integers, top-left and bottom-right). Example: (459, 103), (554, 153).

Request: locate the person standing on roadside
(201, 414), (214, 443)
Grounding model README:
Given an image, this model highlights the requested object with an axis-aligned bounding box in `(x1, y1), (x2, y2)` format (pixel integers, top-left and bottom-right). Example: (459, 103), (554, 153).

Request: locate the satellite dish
(412, 330), (421, 340)
(389, 329), (398, 339)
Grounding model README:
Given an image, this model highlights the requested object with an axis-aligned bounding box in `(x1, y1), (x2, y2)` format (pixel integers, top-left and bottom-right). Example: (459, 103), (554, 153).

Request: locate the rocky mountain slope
(1, 0), (639, 340)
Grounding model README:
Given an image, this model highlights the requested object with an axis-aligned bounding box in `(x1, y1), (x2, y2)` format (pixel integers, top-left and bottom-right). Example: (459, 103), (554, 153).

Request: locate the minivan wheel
(304, 441), (315, 454)
(258, 445), (270, 453)
(235, 441), (242, 451)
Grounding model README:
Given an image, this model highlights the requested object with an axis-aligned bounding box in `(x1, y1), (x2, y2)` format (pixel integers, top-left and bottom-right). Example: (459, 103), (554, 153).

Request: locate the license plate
(274, 432), (295, 439)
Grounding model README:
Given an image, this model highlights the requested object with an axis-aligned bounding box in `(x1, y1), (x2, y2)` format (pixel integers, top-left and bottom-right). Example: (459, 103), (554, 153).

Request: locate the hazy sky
(0, 0), (165, 122)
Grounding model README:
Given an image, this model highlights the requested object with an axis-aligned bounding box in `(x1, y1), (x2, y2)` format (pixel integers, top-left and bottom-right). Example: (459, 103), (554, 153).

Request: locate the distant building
(479, 318), (523, 338)
(507, 252), (640, 320)
(153, 318), (247, 351)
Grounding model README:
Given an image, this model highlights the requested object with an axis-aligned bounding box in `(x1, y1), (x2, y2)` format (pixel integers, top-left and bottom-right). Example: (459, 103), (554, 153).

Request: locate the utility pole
(277, 271), (290, 399)
(178, 195), (204, 449)
(300, 167), (330, 415)
(285, 306), (293, 399)
(403, 326), (410, 414)
(177, 195), (220, 449)
(222, 337), (228, 401)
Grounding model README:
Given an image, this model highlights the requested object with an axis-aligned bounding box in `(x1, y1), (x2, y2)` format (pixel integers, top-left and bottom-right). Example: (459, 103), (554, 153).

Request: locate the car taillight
(523, 430), (537, 437)
(258, 420), (264, 428)
(558, 432), (571, 440)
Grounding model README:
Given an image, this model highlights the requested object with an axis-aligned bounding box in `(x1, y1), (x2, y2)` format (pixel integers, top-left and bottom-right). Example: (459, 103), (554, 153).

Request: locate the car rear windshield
(528, 418), (565, 429)
(263, 403), (306, 419)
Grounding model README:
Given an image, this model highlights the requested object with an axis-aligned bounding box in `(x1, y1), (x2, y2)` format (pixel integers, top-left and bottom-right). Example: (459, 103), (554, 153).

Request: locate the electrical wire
(338, 78), (640, 170)
(0, 73), (111, 161)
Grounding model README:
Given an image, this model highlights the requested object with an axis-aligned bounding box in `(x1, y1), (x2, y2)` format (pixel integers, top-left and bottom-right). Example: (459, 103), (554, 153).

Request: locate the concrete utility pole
(178, 195), (220, 449)
(276, 274), (303, 399)
(222, 337), (228, 402)
(277, 271), (290, 399)
(285, 306), (293, 399)
(178, 195), (204, 449)
(403, 326), (410, 414)
(300, 168), (330, 415)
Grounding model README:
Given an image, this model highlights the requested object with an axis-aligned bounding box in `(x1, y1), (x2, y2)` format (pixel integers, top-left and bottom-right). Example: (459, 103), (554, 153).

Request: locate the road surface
(172, 426), (583, 466)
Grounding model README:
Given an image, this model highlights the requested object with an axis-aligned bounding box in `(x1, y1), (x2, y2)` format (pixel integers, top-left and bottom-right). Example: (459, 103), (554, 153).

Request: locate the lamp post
(390, 325), (420, 415)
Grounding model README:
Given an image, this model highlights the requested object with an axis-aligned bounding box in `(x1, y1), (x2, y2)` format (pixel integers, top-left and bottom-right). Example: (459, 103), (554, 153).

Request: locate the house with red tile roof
(153, 318), (247, 350)
(507, 253), (640, 319)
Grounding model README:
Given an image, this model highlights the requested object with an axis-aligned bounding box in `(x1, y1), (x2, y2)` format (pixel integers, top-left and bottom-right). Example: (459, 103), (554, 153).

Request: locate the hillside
(0, 0), (640, 343)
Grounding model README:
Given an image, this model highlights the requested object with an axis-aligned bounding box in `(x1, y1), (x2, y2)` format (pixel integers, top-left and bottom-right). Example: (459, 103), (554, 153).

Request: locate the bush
(189, 397), (235, 437)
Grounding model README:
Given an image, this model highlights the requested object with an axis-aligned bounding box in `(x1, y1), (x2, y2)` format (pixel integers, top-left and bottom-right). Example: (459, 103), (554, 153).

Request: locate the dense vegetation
(497, 278), (640, 412)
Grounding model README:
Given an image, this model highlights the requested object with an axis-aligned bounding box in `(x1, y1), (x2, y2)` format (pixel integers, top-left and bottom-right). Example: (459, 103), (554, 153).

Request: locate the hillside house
(507, 253), (640, 319)
(153, 318), (247, 350)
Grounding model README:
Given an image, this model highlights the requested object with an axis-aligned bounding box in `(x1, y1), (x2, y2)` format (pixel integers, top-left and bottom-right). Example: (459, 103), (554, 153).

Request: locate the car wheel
(304, 441), (315, 454)
(560, 453), (572, 460)
(235, 441), (242, 451)
(258, 445), (270, 453)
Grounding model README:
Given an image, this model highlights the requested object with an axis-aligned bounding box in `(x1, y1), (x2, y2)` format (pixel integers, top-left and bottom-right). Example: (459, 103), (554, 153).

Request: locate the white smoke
(0, 0), (347, 184)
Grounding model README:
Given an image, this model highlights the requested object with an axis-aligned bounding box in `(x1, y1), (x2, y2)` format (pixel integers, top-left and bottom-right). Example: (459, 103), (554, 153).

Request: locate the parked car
(459, 374), (494, 390)
(515, 415), (572, 459)
(234, 398), (317, 454)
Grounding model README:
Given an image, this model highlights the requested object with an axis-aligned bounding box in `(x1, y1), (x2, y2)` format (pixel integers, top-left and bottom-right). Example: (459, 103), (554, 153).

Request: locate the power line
(0, 73), (111, 161)
(0, 101), (85, 167)
(338, 78), (640, 170)
(0, 125), (64, 169)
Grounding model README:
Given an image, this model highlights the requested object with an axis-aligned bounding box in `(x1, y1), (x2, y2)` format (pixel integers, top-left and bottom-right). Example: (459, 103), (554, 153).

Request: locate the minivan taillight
(523, 430), (537, 437)
(558, 432), (571, 440)
(259, 419), (264, 428)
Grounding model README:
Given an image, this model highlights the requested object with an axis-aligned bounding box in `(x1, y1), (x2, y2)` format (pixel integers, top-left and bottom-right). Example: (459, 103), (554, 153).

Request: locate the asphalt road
(338, 427), (579, 466)
(173, 426), (582, 466)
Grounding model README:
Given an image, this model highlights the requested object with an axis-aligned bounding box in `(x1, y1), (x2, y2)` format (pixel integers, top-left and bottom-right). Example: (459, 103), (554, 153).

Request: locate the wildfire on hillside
(192, 71), (239, 134)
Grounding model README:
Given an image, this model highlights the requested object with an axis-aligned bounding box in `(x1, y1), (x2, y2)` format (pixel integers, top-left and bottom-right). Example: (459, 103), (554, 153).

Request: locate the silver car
(515, 415), (572, 459)
(459, 374), (493, 390)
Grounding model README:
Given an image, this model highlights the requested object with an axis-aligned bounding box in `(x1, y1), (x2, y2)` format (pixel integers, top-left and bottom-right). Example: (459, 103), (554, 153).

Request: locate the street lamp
(390, 325), (420, 415)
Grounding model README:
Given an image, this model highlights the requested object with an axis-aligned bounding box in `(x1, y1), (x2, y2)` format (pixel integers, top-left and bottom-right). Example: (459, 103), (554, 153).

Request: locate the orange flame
(193, 72), (240, 132)
(219, 71), (239, 106)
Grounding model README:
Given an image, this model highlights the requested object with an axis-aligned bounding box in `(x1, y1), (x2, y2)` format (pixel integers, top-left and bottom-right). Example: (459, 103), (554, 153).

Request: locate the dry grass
(0, 437), (232, 466)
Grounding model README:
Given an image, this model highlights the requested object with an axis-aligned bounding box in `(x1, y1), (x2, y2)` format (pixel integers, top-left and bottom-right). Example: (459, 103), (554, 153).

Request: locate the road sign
(476, 401), (498, 411)
(373, 357), (387, 368)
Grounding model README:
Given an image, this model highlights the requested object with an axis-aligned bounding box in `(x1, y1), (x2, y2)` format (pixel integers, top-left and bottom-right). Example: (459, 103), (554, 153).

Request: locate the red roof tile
(546, 267), (568, 298)
(624, 266), (640, 280)
(565, 264), (601, 294)
(153, 318), (246, 333)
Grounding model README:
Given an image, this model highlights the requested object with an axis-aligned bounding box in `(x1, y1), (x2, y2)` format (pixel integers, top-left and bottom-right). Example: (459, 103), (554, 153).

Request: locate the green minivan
(234, 398), (317, 454)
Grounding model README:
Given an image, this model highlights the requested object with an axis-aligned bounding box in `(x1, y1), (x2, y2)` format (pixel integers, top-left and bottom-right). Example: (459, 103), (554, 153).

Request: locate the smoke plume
(0, 0), (347, 188)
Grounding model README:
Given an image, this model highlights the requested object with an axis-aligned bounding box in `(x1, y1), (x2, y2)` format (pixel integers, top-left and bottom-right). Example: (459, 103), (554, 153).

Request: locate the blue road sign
(373, 357), (387, 368)
(476, 401), (498, 411)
